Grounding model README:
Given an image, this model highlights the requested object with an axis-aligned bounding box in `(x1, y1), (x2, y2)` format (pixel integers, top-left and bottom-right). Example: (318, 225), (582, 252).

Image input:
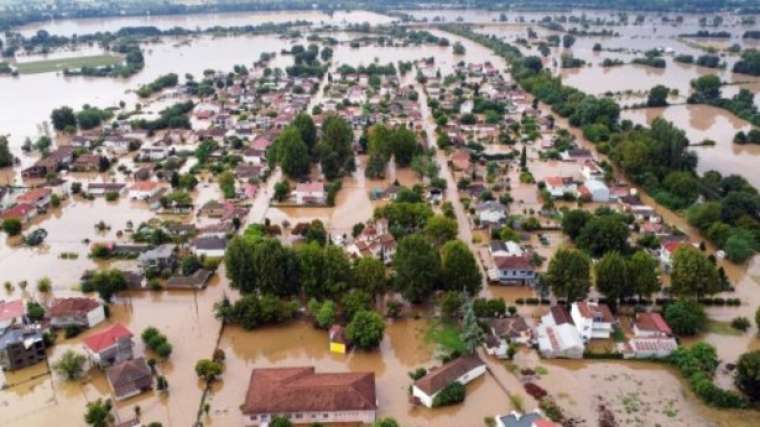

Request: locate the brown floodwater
(2, 11), (760, 427)
(622, 104), (760, 187)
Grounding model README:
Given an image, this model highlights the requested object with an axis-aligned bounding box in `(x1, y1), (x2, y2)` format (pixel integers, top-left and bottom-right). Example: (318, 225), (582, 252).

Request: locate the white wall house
(412, 356), (486, 408)
(536, 323), (584, 359)
(570, 302), (615, 341)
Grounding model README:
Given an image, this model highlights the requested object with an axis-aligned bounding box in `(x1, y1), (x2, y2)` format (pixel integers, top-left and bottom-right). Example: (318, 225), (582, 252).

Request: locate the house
(241, 367), (376, 426)
(536, 323), (584, 359)
(22, 146), (75, 178)
(0, 326), (46, 370)
(633, 312), (672, 338)
(191, 235), (227, 258)
(544, 176), (577, 198)
(128, 181), (165, 200)
(0, 203), (36, 223)
(475, 201), (507, 227)
(83, 324), (134, 368)
(140, 146), (169, 161)
(570, 301), (615, 341)
(87, 183), (127, 197)
(165, 269), (213, 290)
(47, 297), (105, 329)
(581, 160), (604, 181)
(329, 324), (348, 354)
(347, 219), (396, 264)
(579, 180), (609, 203)
(497, 410), (558, 427)
(16, 188), (52, 210)
(411, 355), (486, 408)
(71, 154), (103, 172)
(540, 305), (573, 327)
(620, 337), (678, 359)
(294, 182), (326, 205)
(137, 244), (176, 272)
(491, 255), (536, 285)
(199, 200), (227, 218)
(236, 164), (264, 182)
(659, 239), (688, 273)
(450, 150), (471, 171)
(0, 300), (25, 331)
(106, 357), (153, 401)
(490, 317), (532, 345)
(490, 240), (524, 258)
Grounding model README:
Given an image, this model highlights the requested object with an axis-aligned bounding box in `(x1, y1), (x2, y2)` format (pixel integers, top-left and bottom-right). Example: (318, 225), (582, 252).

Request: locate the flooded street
(0, 6), (759, 427)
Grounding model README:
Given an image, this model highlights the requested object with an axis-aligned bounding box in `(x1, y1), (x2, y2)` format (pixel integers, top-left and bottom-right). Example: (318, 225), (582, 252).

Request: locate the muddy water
(622, 104), (760, 187)
(207, 319), (513, 427)
(16, 10), (395, 37)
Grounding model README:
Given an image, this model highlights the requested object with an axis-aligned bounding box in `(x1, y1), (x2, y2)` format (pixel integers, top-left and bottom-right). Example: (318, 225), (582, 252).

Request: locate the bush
(665, 299), (707, 336)
(2, 219), (22, 236)
(345, 310), (385, 349)
(731, 317), (751, 332)
(105, 191), (120, 202)
(735, 351), (760, 401)
(432, 381), (466, 407)
(142, 326), (172, 359)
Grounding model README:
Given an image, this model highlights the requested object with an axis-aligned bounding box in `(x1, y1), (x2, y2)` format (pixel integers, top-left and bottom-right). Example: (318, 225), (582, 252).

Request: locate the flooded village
(0, 2), (760, 427)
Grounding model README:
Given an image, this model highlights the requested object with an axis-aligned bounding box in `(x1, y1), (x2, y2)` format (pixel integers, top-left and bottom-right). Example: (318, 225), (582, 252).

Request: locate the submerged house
(47, 297), (105, 329)
(83, 324), (134, 368)
(241, 367), (377, 426)
(0, 326), (46, 371)
(411, 355), (486, 408)
(570, 301), (615, 341)
(106, 357), (153, 401)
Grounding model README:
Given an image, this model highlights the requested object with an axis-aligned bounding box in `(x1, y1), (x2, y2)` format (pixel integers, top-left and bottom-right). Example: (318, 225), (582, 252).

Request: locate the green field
(15, 54), (124, 75)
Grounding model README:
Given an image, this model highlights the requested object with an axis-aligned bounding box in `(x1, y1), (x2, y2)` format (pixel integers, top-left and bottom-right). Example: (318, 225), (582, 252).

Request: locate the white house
(47, 298), (106, 329)
(475, 201), (507, 227)
(620, 337), (679, 359)
(633, 312), (672, 338)
(497, 410), (558, 427)
(489, 240), (524, 258)
(412, 356), (486, 408)
(581, 180), (609, 203)
(544, 176), (577, 198)
(536, 323), (584, 359)
(570, 301), (615, 341)
(191, 235), (227, 258)
(491, 255), (536, 286)
(460, 99), (474, 114)
(659, 240), (688, 273)
(139, 146), (169, 161)
(128, 181), (165, 200)
(294, 182), (326, 205)
(581, 160), (605, 181)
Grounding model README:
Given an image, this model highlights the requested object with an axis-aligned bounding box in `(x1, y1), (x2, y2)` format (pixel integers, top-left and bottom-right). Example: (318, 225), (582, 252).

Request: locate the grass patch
(706, 320), (744, 336)
(425, 320), (465, 355)
(16, 54), (123, 74)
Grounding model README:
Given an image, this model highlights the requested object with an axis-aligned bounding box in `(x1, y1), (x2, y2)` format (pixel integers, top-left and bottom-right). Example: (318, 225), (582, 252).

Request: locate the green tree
(576, 215), (629, 257)
(84, 398), (112, 427)
(341, 289), (372, 321)
(670, 246), (721, 298)
(317, 114), (354, 179)
(394, 235), (441, 303)
(308, 299), (336, 329)
(690, 74), (722, 103)
(756, 306), (760, 333)
(273, 180), (291, 202)
(53, 350), (87, 380)
(218, 171), (236, 199)
(345, 310), (385, 349)
(561, 209), (591, 240)
(460, 298), (485, 355)
(725, 233), (755, 263)
(270, 416), (293, 427)
(627, 250), (661, 298)
(594, 251), (629, 305)
(353, 257), (386, 296)
(647, 84), (670, 107)
(374, 417), (400, 427)
(292, 113), (317, 154)
(545, 248), (591, 301)
(274, 126), (310, 178)
(195, 358), (224, 382)
(735, 351), (760, 401)
(423, 215), (459, 247)
(2, 219), (22, 236)
(224, 236), (257, 292)
(562, 34), (576, 48)
(665, 299), (707, 336)
(440, 240), (482, 295)
(0, 136), (13, 167)
(51, 106), (77, 131)
(87, 269), (127, 303)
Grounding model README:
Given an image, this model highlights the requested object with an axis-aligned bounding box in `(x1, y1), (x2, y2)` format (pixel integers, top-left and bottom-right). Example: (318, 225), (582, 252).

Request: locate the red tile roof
(494, 255), (533, 270)
(576, 301), (614, 323)
(48, 297), (101, 317)
(0, 300), (24, 322)
(0, 203), (35, 221)
(242, 367), (376, 414)
(635, 312), (672, 336)
(83, 324), (132, 353)
(16, 188), (51, 204)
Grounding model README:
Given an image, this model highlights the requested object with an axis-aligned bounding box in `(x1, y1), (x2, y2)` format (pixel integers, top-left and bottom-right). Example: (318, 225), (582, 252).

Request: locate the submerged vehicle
(24, 228), (48, 246)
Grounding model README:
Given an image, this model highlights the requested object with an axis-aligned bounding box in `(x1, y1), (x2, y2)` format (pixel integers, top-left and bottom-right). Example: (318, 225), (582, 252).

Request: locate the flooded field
(623, 104), (760, 187)
(0, 7), (759, 427)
